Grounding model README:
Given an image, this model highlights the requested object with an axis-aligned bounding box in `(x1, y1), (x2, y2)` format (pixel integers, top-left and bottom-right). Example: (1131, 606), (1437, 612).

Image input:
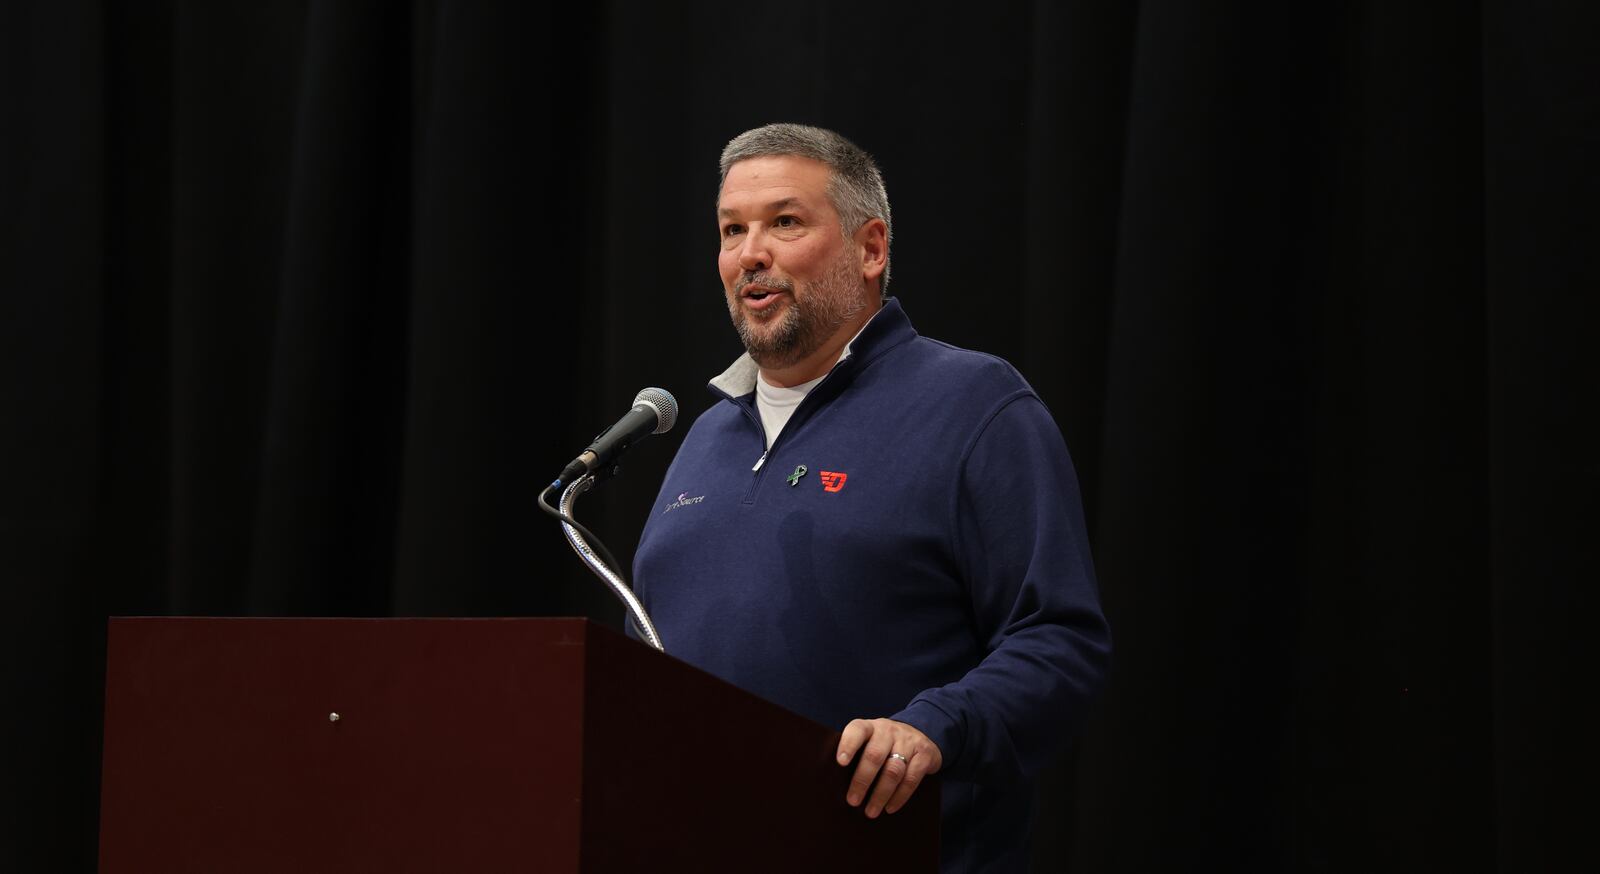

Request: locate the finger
(883, 749), (933, 815)
(864, 748), (911, 818)
(836, 719), (872, 767)
(847, 723), (895, 807)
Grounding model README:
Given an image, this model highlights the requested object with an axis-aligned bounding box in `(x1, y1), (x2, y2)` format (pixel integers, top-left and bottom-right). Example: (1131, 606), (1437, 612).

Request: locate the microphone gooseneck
(539, 387), (678, 652)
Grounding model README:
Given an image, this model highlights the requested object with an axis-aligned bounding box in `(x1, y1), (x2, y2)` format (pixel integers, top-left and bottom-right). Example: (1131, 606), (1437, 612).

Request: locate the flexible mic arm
(555, 474), (664, 652)
(541, 387), (677, 653)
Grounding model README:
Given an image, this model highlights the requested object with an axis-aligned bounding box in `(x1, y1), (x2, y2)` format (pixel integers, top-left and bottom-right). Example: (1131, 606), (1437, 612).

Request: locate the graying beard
(730, 253), (863, 369)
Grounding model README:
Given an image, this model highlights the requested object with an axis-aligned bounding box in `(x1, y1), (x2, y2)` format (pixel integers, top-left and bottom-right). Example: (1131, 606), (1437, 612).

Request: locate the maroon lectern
(99, 618), (939, 873)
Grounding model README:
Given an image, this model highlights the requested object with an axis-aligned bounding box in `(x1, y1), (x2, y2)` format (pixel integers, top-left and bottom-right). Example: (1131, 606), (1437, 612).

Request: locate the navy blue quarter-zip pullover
(633, 298), (1110, 872)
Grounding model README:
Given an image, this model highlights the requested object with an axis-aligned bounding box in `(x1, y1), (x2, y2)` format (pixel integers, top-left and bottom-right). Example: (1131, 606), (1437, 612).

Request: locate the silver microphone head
(633, 387), (678, 435)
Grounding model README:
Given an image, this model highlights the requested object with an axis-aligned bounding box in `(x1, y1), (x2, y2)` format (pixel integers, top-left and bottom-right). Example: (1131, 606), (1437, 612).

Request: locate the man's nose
(736, 227), (771, 272)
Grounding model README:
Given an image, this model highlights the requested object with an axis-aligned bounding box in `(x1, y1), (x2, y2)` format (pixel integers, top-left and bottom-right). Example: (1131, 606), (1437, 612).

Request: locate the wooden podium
(99, 618), (940, 872)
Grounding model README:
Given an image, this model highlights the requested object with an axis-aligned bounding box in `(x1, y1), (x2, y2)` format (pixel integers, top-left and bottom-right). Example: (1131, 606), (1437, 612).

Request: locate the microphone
(552, 387), (678, 489)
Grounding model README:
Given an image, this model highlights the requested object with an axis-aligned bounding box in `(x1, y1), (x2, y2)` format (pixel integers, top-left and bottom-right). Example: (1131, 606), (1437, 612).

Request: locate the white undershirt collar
(754, 320), (871, 448)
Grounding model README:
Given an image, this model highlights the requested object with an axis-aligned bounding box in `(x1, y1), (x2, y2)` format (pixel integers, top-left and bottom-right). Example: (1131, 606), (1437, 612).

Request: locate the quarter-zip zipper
(737, 362), (849, 505)
(739, 403), (769, 503)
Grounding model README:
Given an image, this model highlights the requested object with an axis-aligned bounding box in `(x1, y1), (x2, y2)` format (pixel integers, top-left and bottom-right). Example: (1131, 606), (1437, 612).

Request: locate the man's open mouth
(741, 284), (785, 302)
(737, 275), (789, 306)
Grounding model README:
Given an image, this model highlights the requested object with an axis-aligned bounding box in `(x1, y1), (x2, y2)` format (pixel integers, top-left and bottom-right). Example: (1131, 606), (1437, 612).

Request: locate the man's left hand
(836, 718), (943, 818)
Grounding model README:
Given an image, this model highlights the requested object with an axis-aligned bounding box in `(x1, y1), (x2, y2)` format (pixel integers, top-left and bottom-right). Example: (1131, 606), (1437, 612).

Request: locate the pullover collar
(707, 297), (918, 402)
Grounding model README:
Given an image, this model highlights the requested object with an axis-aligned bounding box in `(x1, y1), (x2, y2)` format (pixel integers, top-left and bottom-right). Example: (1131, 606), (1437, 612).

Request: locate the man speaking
(631, 123), (1110, 872)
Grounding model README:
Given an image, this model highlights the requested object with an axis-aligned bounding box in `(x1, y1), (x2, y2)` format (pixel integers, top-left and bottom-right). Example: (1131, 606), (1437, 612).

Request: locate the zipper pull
(752, 450), (768, 472)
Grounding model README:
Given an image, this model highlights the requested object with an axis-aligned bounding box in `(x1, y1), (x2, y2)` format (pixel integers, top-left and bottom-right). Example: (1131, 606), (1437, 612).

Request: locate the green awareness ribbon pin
(786, 464), (808, 486)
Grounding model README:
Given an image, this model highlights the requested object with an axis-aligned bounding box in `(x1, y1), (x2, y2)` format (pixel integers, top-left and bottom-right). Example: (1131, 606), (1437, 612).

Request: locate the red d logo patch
(819, 471), (848, 492)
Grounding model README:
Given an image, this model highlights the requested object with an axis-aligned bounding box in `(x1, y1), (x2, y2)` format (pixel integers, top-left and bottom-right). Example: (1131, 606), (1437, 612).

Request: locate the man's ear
(857, 218), (888, 285)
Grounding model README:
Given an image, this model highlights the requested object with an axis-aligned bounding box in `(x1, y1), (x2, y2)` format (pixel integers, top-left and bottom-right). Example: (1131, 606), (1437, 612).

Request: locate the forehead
(717, 155), (835, 215)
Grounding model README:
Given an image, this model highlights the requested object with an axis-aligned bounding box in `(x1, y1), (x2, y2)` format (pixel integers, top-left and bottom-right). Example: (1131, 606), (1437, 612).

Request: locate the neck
(759, 298), (881, 388)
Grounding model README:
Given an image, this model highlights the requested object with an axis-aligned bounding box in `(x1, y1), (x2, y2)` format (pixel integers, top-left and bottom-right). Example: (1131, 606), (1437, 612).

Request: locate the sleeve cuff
(892, 697), (966, 772)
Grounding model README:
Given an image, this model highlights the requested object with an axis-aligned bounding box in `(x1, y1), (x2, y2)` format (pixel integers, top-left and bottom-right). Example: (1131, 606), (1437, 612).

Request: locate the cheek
(718, 252), (743, 289)
(790, 239), (837, 275)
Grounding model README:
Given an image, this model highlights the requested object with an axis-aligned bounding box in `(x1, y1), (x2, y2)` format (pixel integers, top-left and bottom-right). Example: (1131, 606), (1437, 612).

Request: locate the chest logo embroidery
(819, 471), (848, 492)
(663, 492), (706, 513)
(786, 464), (808, 486)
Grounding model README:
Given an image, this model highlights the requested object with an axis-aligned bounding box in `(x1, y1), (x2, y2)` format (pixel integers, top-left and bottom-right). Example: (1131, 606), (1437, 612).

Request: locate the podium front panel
(100, 617), (587, 873)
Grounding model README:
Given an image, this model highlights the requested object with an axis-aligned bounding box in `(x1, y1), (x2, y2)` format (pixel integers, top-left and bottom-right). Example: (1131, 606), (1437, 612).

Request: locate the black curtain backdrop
(3, 2), (1594, 871)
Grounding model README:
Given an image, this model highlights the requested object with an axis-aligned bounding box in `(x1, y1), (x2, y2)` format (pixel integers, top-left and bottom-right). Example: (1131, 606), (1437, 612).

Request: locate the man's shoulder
(876, 333), (1037, 401)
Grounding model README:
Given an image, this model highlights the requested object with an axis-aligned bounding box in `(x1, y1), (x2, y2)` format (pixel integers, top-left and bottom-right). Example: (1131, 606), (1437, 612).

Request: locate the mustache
(735, 271), (795, 296)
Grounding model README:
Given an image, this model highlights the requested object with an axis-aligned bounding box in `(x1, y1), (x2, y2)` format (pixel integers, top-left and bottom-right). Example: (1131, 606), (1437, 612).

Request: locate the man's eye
(775, 215), (798, 228)
(723, 224), (744, 237)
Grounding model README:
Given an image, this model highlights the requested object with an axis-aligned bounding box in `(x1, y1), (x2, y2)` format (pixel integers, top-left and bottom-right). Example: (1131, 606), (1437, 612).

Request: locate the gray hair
(719, 123), (892, 295)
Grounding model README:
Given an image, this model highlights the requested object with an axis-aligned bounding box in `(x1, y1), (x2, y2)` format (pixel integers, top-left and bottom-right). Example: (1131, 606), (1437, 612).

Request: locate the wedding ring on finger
(888, 752), (909, 765)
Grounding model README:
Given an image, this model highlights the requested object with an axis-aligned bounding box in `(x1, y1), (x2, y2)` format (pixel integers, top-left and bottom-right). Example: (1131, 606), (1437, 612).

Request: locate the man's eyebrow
(718, 197), (806, 219)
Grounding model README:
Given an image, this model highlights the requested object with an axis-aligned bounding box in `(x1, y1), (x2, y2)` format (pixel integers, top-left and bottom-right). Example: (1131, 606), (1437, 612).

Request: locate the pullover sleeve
(891, 392), (1111, 786)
